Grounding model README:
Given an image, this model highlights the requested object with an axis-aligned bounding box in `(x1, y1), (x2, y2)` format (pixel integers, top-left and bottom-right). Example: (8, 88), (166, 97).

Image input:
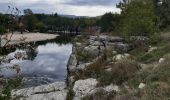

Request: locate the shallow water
(1, 41), (72, 87)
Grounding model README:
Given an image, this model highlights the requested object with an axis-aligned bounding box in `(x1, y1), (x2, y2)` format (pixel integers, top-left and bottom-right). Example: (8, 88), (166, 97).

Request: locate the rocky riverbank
(8, 33), (170, 100)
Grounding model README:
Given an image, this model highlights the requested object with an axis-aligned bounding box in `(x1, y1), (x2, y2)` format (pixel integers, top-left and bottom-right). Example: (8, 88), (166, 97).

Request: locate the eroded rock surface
(73, 78), (98, 99)
(11, 82), (68, 100)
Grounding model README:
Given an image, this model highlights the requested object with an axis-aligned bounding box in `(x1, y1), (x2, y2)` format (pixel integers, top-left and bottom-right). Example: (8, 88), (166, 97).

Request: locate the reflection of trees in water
(25, 35), (72, 60)
(34, 35), (72, 46)
(55, 35), (72, 45)
(0, 35), (72, 60)
(25, 46), (37, 60)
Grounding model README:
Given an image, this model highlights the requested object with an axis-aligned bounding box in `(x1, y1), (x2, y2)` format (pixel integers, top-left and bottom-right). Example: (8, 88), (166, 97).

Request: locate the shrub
(113, 60), (140, 84)
(139, 82), (170, 100)
(0, 78), (22, 100)
(99, 59), (141, 86)
(73, 56), (106, 81)
(120, 0), (159, 37)
(139, 43), (170, 63)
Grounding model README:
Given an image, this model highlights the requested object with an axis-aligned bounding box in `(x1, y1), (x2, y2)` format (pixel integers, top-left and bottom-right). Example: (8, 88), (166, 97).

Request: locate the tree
(24, 9), (33, 15)
(35, 22), (46, 32)
(118, 0), (159, 37)
(23, 9), (38, 32)
(153, 0), (170, 29)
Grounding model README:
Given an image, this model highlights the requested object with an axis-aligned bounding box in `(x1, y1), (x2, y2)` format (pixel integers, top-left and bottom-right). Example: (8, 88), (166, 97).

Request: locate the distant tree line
(1, 0), (170, 36)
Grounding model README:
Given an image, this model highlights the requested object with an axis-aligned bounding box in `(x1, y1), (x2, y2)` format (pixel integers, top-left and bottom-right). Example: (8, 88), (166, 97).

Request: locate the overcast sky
(0, 0), (121, 16)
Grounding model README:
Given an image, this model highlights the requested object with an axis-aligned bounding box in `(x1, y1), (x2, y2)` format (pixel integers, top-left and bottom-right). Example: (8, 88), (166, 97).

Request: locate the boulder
(89, 35), (123, 43)
(75, 42), (82, 47)
(73, 78), (98, 99)
(99, 35), (108, 41)
(11, 82), (68, 100)
(76, 62), (91, 70)
(138, 83), (146, 89)
(113, 53), (130, 61)
(68, 54), (77, 72)
(104, 84), (120, 93)
(115, 43), (132, 53)
(159, 58), (166, 63)
(84, 45), (99, 56)
(108, 36), (124, 42)
(148, 46), (157, 53)
(130, 36), (149, 42)
(89, 36), (98, 41)
(90, 41), (101, 46)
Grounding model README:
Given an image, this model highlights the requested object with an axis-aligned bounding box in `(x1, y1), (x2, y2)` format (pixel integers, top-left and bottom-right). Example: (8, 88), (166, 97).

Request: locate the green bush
(0, 26), (6, 34)
(139, 43), (170, 63)
(120, 0), (159, 37)
(0, 78), (22, 100)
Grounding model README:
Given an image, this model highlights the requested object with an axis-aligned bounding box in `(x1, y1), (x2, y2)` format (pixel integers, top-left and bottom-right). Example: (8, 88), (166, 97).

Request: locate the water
(0, 36), (73, 87)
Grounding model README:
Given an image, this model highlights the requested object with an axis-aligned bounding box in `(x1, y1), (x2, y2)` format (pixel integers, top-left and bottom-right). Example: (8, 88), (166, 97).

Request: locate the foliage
(0, 78), (22, 100)
(99, 59), (141, 86)
(154, 0), (170, 30)
(99, 12), (121, 32)
(118, 0), (159, 37)
(123, 56), (170, 100)
(23, 9), (38, 32)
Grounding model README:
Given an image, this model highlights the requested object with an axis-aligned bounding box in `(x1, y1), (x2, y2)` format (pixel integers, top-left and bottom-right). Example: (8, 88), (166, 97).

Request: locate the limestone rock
(104, 84), (120, 92)
(113, 53), (130, 61)
(84, 45), (99, 56)
(115, 43), (132, 53)
(73, 78), (98, 99)
(159, 58), (166, 63)
(11, 82), (68, 100)
(138, 83), (146, 89)
(68, 54), (77, 72)
(75, 42), (82, 47)
(148, 46), (157, 53)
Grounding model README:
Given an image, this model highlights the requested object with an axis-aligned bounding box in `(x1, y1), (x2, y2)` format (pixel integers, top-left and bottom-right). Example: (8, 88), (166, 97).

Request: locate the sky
(0, 0), (121, 17)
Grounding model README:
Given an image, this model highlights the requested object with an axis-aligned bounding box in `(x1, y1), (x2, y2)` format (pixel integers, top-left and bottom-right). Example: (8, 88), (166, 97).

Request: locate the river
(0, 36), (73, 88)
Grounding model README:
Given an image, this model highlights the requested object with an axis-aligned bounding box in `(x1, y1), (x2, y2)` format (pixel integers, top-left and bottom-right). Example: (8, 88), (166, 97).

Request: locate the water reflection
(1, 43), (72, 87)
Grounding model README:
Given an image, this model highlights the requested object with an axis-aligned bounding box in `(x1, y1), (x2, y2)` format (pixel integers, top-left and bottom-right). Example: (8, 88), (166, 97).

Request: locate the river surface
(0, 36), (72, 87)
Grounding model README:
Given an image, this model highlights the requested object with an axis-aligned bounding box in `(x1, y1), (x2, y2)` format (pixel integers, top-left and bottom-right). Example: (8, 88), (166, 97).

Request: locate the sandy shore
(1, 32), (58, 45)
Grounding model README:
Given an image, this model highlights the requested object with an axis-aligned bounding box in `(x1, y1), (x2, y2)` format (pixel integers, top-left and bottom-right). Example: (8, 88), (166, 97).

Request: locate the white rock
(159, 58), (166, 63)
(89, 36), (98, 41)
(148, 46), (157, 52)
(76, 62), (91, 70)
(73, 78), (98, 99)
(112, 51), (117, 55)
(114, 54), (124, 61)
(104, 84), (120, 92)
(84, 46), (99, 56)
(105, 68), (112, 72)
(113, 53), (130, 61)
(68, 54), (77, 72)
(75, 42), (82, 46)
(11, 82), (68, 100)
(91, 41), (101, 46)
(138, 83), (146, 89)
(124, 53), (130, 58)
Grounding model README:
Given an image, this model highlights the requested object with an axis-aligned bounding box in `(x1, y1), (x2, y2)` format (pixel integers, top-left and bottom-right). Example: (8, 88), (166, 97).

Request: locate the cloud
(65, 0), (120, 6)
(0, 0), (121, 16)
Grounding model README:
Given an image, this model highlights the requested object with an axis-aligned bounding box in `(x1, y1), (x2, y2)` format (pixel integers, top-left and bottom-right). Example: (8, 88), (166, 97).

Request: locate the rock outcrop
(11, 82), (68, 100)
(73, 78), (98, 100)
